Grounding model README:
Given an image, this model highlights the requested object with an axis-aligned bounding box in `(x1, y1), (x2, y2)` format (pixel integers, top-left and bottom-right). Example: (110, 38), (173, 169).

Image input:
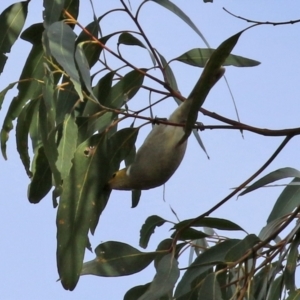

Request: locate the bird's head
(107, 168), (132, 190)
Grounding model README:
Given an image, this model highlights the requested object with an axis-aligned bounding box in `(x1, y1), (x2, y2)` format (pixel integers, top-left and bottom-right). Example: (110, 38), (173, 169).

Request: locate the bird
(108, 67), (225, 190)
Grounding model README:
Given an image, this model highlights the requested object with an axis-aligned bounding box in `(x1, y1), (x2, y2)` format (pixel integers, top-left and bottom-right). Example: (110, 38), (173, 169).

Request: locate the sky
(1, 0), (300, 299)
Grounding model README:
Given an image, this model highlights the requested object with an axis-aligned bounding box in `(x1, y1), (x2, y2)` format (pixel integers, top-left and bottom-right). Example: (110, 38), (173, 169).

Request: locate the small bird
(108, 67), (225, 190)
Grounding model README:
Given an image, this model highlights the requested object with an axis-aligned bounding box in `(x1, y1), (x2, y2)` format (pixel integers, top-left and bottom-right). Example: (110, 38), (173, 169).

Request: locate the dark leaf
(16, 99), (39, 177)
(175, 239), (240, 297)
(0, 82), (17, 110)
(174, 48), (260, 68)
(81, 241), (157, 277)
(132, 189), (141, 208)
(140, 215), (167, 249)
(138, 254), (179, 300)
(1, 43), (44, 159)
(225, 234), (260, 262)
(124, 283), (151, 300)
(197, 273), (223, 300)
(27, 146), (52, 203)
(106, 69), (146, 108)
(267, 177), (300, 223)
(43, 0), (65, 28)
(0, 1), (28, 74)
(118, 32), (146, 48)
(171, 227), (210, 241)
(174, 217), (244, 232)
(240, 167), (300, 196)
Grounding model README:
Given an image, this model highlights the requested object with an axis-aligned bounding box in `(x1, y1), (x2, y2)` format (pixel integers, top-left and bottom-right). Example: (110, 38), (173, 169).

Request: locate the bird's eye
(112, 172), (117, 178)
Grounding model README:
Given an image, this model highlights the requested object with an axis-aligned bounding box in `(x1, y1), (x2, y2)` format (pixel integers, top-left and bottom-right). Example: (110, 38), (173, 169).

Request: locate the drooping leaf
(138, 253), (179, 300)
(131, 189), (141, 208)
(27, 146), (52, 203)
(240, 167), (300, 196)
(16, 99), (39, 177)
(0, 1), (28, 74)
(1, 42), (44, 159)
(267, 177), (300, 223)
(44, 21), (83, 99)
(150, 0), (209, 47)
(284, 233), (300, 292)
(57, 133), (111, 290)
(173, 48), (260, 68)
(43, 0), (64, 28)
(197, 272), (223, 300)
(140, 215), (167, 249)
(175, 239), (240, 298)
(0, 82), (17, 110)
(81, 241), (157, 277)
(266, 275), (284, 300)
(56, 113), (78, 180)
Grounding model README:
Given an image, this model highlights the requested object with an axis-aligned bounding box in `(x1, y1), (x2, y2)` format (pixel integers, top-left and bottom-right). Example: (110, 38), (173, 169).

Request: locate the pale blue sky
(1, 1), (300, 299)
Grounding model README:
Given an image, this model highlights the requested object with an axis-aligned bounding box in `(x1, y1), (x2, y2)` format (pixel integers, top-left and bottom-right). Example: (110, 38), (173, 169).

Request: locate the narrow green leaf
(44, 21), (83, 99)
(175, 239), (241, 297)
(174, 48), (260, 68)
(174, 217), (245, 232)
(267, 177), (300, 223)
(0, 82), (17, 110)
(284, 233), (300, 292)
(16, 99), (39, 177)
(27, 146), (52, 203)
(285, 289), (300, 300)
(106, 69), (146, 108)
(150, 0), (209, 47)
(138, 254), (179, 300)
(0, 1), (28, 74)
(140, 215), (167, 249)
(43, 0), (64, 28)
(81, 241), (157, 277)
(266, 275), (284, 300)
(240, 167), (300, 196)
(56, 113), (78, 180)
(225, 234), (260, 263)
(1, 43), (44, 159)
(197, 273), (223, 300)
(57, 133), (111, 290)
(75, 43), (95, 98)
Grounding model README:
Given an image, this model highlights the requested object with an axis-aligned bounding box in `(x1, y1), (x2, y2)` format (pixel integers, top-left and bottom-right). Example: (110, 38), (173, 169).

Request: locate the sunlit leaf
(81, 241), (157, 277)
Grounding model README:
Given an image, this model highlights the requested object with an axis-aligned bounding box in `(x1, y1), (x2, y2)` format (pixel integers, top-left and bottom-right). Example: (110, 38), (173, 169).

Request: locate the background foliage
(1, 0), (300, 299)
